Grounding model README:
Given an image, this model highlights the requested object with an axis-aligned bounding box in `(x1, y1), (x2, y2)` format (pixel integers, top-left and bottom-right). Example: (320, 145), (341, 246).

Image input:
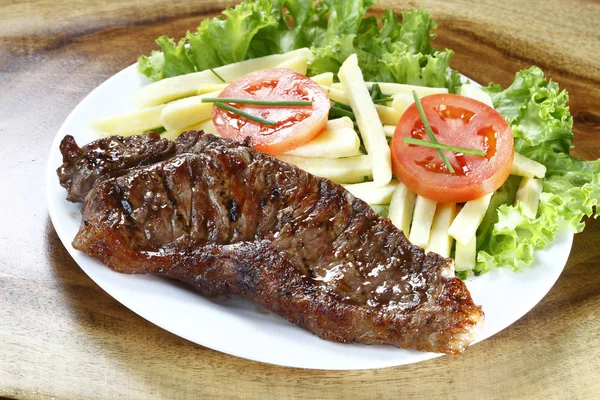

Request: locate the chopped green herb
(403, 137), (485, 156)
(215, 102), (276, 126)
(202, 98), (312, 106)
(210, 68), (226, 83)
(412, 90), (455, 174)
(144, 127), (167, 134)
(372, 97), (394, 104)
(368, 84), (393, 105)
(329, 105), (355, 120)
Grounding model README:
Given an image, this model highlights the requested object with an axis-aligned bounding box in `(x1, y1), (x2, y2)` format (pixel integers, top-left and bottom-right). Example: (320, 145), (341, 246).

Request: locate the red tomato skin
(391, 94), (514, 203)
(212, 68), (329, 155)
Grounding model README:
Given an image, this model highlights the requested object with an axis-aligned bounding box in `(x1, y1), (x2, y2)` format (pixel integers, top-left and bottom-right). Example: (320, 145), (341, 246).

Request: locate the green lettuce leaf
(137, 0), (459, 92)
(187, 0), (278, 71)
(137, 50), (165, 82)
(477, 67), (600, 272)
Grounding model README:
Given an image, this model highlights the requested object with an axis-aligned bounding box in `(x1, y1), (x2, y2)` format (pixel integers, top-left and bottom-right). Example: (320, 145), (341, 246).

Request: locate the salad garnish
(412, 90), (456, 173)
(215, 102), (277, 126)
(209, 68), (226, 83)
(201, 98), (313, 107)
(403, 138), (485, 156)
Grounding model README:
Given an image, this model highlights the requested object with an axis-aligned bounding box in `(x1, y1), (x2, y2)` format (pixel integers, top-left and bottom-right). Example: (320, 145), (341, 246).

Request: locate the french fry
(455, 233), (477, 272)
(338, 54), (392, 187)
(160, 90), (222, 133)
(196, 83), (229, 95)
(388, 182), (417, 236)
(426, 203), (458, 258)
(408, 195), (438, 248)
(309, 72), (334, 86)
(134, 48), (313, 108)
(190, 119), (219, 136)
(374, 104), (402, 126)
(276, 155), (371, 184)
(284, 127), (360, 158)
(515, 177), (543, 218)
(90, 104), (166, 136)
(325, 117), (354, 130)
(460, 84), (493, 107)
(392, 93), (414, 116)
(344, 180), (399, 205)
(319, 85), (349, 104)
(383, 125), (396, 137)
(276, 56), (308, 75)
(511, 152), (547, 178)
(331, 82), (448, 97)
(448, 193), (493, 245)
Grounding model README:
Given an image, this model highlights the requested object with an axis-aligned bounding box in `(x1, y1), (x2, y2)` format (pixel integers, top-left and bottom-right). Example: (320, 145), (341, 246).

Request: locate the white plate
(46, 63), (573, 370)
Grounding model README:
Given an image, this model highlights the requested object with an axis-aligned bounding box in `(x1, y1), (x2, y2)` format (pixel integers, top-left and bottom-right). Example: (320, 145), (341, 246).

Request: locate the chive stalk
(215, 102), (277, 126)
(403, 137), (485, 156)
(210, 68), (226, 83)
(203, 98), (312, 106)
(329, 106), (355, 119)
(412, 90), (455, 174)
(372, 97), (394, 104)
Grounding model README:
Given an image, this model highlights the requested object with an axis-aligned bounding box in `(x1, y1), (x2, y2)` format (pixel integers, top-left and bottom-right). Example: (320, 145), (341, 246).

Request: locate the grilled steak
(59, 131), (484, 354)
(58, 132), (177, 202)
(58, 131), (235, 202)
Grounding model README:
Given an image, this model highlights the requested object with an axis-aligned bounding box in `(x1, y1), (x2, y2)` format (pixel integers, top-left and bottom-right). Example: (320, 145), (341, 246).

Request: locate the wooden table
(2, 0), (599, 398)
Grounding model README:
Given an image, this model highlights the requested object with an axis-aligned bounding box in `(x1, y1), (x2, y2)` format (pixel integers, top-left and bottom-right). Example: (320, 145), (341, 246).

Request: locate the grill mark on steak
(60, 131), (484, 354)
(57, 132), (178, 202)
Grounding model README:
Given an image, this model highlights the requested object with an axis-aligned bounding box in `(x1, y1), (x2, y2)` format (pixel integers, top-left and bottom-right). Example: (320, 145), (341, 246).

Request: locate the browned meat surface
(57, 132), (177, 202)
(61, 131), (484, 354)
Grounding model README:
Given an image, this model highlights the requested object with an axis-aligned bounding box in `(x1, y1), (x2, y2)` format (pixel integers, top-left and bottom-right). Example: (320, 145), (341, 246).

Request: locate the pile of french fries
(90, 49), (547, 273)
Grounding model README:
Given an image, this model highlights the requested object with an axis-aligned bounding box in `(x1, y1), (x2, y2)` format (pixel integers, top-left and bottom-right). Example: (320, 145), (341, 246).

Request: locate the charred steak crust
(57, 132), (178, 202)
(61, 131), (484, 354)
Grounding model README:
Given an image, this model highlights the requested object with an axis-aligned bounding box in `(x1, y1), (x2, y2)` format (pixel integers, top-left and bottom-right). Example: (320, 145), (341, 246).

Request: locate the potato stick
(515, 177), (543, 218)
(160, 90), (221, 132)
(196, 83), (229, 95)
(338, 54), (392, 187)
(460, 84), (493, 107)
(426, 203), (457, 258)
(276, 56), (308, 75)
(326, 117), (354, 130)
(455, 233), (477, 272)
(163, 118), (220, 141)
(392, 93), (414, 116)
(90, 104), (166, 136)
(383, 125), (396, 137)
(284, 127), (360, 158)
(190, 119), (219, 136)
(276, 155), (371, 184)
(344, 180), (399, 205)
(159, 130), (182, 141)
(388, 181), (417, 236)
(331, 82), (447, 97)
(374, 104), (402, 126)
(322, 87), (401, 126)
(408, 195), (438, 248)
(448, 193), (493, 245)
(134, 47), (312, 108)
(511, 152), (546, 178)
(309, 72), (334, 86)
(319, 85), (349, 104)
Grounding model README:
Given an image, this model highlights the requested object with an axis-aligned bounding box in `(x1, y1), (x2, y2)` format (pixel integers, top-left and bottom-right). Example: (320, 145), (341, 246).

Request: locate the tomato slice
(212, 68), (329, 155)
(391, 94), (513, 203)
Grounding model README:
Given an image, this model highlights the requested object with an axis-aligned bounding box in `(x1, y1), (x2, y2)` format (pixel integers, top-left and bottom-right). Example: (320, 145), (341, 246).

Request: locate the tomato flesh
(212, 68), (329, 155)
(391, 94), (513, 203)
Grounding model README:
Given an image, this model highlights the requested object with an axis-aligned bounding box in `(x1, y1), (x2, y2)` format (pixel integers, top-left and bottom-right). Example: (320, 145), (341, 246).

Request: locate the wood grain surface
(1, 0), (599, 399)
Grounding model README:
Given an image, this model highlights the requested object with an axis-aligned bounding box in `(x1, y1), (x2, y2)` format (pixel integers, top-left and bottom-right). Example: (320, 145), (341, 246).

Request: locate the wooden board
(1, 1), (599, 398)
